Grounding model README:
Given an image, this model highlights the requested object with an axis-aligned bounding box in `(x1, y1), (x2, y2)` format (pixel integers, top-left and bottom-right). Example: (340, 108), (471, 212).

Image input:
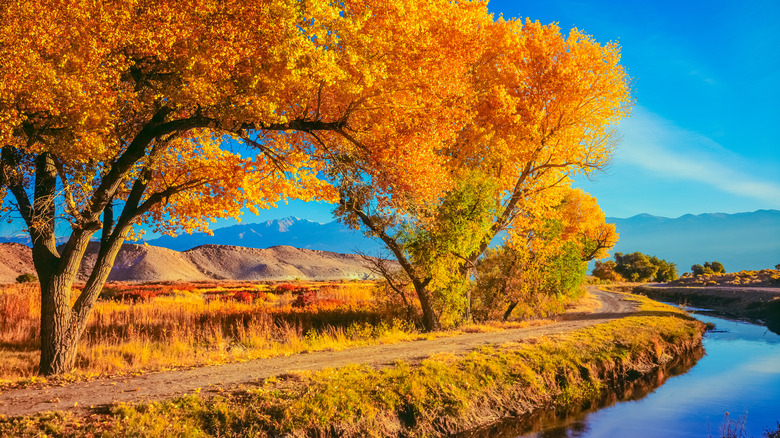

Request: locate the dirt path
(0, 287), (637, 418)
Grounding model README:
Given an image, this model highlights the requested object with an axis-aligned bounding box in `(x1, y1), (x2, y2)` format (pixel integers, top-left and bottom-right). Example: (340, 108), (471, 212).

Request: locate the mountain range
(142, 211), (779, 272)
(144, 217), (383, 255)
(1, 210), (778, 281)
(605, 209), (780, 272)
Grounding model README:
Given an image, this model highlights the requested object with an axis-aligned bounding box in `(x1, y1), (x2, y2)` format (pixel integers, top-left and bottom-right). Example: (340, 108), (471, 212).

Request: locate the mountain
(0, 242), (383, 283)
(605, 209), (780, 272)
(144, 217), (384, 255)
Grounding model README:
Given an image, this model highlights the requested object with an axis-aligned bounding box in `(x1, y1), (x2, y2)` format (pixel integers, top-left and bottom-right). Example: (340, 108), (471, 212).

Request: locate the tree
(652, 257), (679, 282)
(607, 252), (676, 282)
(592, 260), (624, 282)
(1, 0), (485, 374)
(473, 189), (611, 321)
(337, 170), (497, 330)
(335, 18), (631, 329)
(705, 261), (726, 274)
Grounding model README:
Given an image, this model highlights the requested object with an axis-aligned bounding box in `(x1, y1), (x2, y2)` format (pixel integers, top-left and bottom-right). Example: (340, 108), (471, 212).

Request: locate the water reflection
(457, 313), (780, 438)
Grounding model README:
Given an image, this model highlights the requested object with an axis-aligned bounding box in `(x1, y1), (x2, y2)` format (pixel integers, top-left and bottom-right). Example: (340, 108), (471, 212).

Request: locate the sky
(494, 0), (780, 219)
(1, 0), (778, 237)
(228, 0), (780, 225)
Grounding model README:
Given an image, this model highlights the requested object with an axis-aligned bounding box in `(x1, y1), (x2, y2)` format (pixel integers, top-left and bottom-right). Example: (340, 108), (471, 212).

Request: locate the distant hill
(606, 209), (780, 273)
(0, 243), (35, 284)
(0, 242), (383, 284)
(144, 217), (384, 255)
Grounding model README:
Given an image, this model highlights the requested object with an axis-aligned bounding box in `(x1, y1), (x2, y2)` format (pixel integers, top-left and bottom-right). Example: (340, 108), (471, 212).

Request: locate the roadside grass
(0, 281), (414, 385)
(0, 282), (591, 387)
(0, 299), (705, 437)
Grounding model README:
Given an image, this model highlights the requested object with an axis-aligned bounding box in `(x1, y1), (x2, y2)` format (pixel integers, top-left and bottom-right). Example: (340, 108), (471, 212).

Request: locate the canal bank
(468, 309), (780, 438)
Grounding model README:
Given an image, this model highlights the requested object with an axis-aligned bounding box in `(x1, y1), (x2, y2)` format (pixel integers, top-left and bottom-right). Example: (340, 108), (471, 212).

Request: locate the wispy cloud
(616, 107), (780, 208)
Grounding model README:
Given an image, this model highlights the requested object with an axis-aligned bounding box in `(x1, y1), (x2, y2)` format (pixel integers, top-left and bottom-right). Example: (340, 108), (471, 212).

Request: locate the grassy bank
(0, 294), (705, 437)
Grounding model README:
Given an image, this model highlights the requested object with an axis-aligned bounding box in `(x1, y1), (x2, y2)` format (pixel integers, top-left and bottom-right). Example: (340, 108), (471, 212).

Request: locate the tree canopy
(0, 0), (501, 374)
(334, 17), (630, 330)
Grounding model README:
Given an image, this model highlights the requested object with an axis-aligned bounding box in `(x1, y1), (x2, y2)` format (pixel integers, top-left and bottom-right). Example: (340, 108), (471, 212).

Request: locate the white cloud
(615, 107), (780, 208)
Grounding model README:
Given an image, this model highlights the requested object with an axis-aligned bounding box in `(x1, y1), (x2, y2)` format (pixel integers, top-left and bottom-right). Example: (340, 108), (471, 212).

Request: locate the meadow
(0, 280), (419, 383)
(0, 280), (580, 385)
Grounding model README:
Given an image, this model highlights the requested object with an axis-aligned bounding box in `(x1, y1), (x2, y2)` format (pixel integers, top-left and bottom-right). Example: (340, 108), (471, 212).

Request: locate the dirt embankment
(635, 284), (780, 333)
(0, 288), (638, 418)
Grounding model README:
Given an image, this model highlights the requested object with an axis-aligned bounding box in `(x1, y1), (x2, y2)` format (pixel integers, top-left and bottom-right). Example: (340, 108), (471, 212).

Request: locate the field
(0, 280), (582, 386)
(0, 280), (419, 383)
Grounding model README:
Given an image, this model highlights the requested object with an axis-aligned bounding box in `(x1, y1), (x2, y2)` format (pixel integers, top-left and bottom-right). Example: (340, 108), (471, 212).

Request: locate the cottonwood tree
(0, 0), (479, 374)
(335, 18), (631, 329)
(473, 189), (617, 321)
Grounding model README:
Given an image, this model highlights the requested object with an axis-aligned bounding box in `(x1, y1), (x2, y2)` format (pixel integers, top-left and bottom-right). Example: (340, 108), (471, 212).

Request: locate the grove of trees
(0, 0), (629, 374)
(592, 252), (678, 283)
(691, 261), (726, 276)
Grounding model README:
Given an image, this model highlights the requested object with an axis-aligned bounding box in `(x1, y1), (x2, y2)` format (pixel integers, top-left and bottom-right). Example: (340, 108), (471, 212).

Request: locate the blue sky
(496, 0), (780, 218)
(243, 0), (780, 223)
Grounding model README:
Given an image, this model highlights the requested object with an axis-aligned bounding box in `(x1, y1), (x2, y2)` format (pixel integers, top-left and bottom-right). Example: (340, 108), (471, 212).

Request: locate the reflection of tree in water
(452, 345), (704, 438)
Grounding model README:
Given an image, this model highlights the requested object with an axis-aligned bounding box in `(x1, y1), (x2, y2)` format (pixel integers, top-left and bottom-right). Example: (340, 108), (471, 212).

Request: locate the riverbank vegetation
(671, 268), (780, 287)
(0, 294), (705, 437)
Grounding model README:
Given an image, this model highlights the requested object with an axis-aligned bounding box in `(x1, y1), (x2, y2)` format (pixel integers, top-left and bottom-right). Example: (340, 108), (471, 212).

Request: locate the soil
(0, 287), (637, 418)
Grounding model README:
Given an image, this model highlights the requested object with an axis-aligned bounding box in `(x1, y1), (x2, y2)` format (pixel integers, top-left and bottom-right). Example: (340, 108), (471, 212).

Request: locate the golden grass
(0, 281), (414, 384)
(0, 283), (599, 386)
(0, 300), (705, 437)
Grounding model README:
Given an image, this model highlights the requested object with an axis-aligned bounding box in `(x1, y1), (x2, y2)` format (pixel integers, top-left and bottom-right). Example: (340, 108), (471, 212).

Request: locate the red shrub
(292, 291), (318, 308)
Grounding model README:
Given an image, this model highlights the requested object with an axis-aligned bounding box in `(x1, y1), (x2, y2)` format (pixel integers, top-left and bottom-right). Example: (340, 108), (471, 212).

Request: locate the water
(466, 312), (780, 437)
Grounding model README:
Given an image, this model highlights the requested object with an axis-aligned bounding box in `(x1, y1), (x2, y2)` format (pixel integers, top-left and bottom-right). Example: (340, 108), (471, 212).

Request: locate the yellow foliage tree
(335, 17), (631, 329)
(474, 188), (616, 321)
(0, 0), (486, 374)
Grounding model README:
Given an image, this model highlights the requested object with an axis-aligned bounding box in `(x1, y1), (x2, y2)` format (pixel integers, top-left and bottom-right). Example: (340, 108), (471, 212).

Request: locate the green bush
(595, 252), (677, 283)
(15, 273), (37, 284)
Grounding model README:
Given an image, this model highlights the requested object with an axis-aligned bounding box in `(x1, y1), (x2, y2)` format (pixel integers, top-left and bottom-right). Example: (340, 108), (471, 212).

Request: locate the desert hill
(0, 242), (381, 284)
(0, 243), (35, 284)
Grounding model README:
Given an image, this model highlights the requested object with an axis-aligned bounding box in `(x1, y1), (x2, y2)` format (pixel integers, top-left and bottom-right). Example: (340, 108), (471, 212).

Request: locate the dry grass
(0, 281), (414, 383)
(0, 282), (599, 385)
(670, 269), (780, 288)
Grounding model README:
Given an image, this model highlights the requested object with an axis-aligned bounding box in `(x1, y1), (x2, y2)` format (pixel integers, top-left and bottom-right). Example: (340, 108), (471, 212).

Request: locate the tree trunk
(415, 285), (439, 332)
(503, 301), (518, 321)
(38, 272), (79, 375)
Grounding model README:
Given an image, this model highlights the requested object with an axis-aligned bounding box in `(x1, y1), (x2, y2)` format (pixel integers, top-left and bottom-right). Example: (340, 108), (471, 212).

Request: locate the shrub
(292, 291), (318, 308)
(15, 273), (37, 284)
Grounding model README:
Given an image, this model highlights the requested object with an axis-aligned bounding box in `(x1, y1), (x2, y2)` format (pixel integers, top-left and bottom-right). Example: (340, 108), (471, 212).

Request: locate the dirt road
(0, 287), (637, 418)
